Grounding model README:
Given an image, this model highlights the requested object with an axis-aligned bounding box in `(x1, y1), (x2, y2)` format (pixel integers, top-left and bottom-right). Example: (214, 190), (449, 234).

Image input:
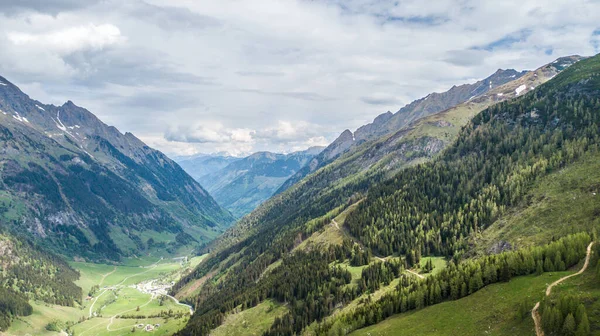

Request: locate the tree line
(315, 233), (591, 335)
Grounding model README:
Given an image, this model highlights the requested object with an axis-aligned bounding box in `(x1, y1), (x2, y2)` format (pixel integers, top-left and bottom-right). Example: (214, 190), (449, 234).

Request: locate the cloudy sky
(1, 0), (599, 157)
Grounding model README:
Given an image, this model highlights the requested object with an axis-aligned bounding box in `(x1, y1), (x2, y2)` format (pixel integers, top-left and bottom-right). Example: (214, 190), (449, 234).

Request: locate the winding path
(98, 266), (117, 287)
(166, 294), (195, 315)
(332, 219), (340, 230)
(405, 268), (425, 280)
(531, 242), (594, 336)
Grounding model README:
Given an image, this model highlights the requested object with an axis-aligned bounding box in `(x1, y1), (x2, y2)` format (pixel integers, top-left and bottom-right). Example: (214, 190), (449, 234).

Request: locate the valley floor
(5, 255), (206, 336)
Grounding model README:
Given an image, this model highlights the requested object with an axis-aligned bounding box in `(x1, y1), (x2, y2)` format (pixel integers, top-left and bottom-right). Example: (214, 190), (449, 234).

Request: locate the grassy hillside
(351, 246), (600, 336)
(211, 300), (288, 336)
(349, 272), (565, 336)
(0, 233), (82, 331)
(476, 151), (600, 253)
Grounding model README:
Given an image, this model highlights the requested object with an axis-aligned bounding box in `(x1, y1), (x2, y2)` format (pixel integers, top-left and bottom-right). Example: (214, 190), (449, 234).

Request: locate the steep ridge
(173, 54), (594, 336)
(276, 68), (528, 194)
(195, 147), (323, 218)
(0, 77), (234, 261)
(212, 56), (577, 254)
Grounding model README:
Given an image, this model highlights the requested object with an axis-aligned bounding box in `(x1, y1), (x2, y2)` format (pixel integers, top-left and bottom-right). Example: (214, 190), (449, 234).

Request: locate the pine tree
(500, 261), (511, 282)
(562, 313), (576, 336)
(575, 311), (590, 336)
(536, 261), (544, 276)
(575, 304), (585, 324)
(544, 257), (555, 272)
(542, 304), (554, 332)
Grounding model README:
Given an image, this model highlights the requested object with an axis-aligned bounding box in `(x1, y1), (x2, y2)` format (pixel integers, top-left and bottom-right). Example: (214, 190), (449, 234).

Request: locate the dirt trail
(332, 219), (340, 230)
(532, 302), (543, 336)
(405, 268), (425, 279)
(531, 242), (594, 336)
(98, 266), (117, 287)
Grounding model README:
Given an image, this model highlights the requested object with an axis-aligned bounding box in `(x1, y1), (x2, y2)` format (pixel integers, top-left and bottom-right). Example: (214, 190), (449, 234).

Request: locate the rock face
(187, 147), (324, 218)
(354, 68), (528, 143)
(0, 76), (234, 261)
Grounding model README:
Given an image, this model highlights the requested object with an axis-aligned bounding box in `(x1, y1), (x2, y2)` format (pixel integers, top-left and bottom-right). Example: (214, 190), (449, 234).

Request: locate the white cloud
(165, 122), (255, 144)
(255, 121), (327, 143)
(0, 0), (599, 157)
(7, 23), (124, 54)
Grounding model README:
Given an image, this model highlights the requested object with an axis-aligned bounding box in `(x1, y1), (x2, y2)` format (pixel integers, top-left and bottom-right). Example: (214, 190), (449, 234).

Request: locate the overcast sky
(1, 0), (599, 157)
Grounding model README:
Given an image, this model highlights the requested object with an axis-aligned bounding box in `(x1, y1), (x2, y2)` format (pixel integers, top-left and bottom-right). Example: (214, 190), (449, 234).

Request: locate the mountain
(276, 68), (528, 194)
(172, 54), (596, 336)
(175, 154), (241, 181)
(211, 57), (575, 252)
(0, 76), (234, 261)
(193, 147), (324, 218)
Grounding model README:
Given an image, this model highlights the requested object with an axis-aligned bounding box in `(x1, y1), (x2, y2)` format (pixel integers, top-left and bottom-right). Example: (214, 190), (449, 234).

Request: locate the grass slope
(211, 300), (288, 336)
(351, 272), (570, 336)
(477, 151), (600, 253)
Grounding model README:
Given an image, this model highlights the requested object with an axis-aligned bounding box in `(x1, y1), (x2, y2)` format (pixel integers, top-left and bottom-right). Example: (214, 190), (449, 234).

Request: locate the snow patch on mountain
(12, 112), (29, 123)
(515, 84), (527, 95)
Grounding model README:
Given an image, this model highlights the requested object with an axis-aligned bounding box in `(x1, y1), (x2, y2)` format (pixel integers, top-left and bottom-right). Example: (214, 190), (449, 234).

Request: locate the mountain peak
(62, 100), (77, 108)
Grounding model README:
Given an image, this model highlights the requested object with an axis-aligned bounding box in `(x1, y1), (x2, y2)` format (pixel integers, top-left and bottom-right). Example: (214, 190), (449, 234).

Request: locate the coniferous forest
(0, 233), (81, 331)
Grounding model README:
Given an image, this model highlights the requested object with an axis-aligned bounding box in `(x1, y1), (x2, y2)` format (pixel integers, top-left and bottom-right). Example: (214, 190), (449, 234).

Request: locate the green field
(417, 256), (448, 276)
(6, 256), (202, 336)
(350, 272), (571, 336)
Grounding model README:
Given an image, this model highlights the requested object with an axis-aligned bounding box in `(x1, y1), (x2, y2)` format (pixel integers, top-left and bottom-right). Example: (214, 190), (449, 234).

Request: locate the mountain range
(177, 147), (323, 218)
(176, 154), (241, 181)
(1, 52), (599, 336)
(172, 54), (600, 336)
(0, 76), (233, 261)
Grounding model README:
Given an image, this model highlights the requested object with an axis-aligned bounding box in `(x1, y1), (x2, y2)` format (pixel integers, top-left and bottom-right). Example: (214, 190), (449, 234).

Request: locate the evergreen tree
(536, 261), (544, 276)
(562, 313), (576, 336)
(575, 311), (590, 336)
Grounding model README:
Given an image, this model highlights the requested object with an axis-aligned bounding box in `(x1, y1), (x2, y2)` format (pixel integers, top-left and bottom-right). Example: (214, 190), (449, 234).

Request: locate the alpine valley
(1, 45), (600, 336)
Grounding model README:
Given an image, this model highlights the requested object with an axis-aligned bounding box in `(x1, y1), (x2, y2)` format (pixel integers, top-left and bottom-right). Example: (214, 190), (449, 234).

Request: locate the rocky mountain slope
(0, 77), (234, 261)
(276, 68), (528, 194)
(190, 147), (323, 218)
